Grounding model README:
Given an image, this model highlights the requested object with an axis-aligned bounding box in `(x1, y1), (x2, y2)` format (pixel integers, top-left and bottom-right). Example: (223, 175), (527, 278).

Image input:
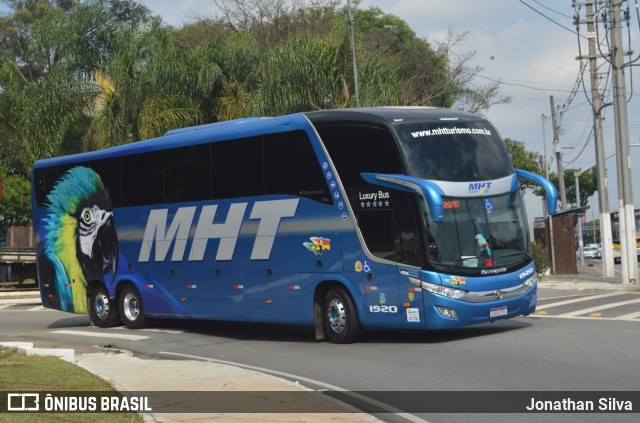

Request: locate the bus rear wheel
(88, 285), (120, 328)
(323, 288), (361, 344)
(119, 285), (148, 329)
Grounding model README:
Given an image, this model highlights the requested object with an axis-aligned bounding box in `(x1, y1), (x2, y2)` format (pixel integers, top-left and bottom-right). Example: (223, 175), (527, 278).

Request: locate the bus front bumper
(423, 283), (537, 330)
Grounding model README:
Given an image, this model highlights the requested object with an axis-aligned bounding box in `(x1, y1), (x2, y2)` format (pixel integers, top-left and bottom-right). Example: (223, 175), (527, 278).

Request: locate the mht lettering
(468, 182), (492, 193)
(138, 199), (299, 263)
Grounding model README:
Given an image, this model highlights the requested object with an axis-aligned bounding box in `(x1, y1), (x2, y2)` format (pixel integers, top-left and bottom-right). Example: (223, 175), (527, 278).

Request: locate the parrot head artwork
(38, 166), (119, 313)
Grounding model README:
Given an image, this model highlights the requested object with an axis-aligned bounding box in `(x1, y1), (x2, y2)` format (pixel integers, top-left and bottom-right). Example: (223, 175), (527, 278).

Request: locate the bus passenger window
(121, 151), (163, 207)
(264, 131), (330, 204)
(89, 157), (121, 208)
(211, 137), (263, 199)
(34, 167), (60, 208)
(164, 144), (211, 203)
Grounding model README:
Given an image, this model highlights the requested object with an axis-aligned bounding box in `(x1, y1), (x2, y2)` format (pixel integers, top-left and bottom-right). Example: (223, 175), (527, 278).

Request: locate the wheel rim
(123, 292), (139, 322)
(94, 292), (110, 320)
(327, 297), (346, 334)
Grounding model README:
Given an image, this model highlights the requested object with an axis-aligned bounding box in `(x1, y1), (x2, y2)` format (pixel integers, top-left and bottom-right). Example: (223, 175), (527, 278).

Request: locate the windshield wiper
(446, 257), (466, 273)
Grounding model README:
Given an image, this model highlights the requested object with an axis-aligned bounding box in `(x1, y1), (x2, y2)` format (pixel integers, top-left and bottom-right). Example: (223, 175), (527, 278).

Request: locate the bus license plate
(490, 306), (507, 318)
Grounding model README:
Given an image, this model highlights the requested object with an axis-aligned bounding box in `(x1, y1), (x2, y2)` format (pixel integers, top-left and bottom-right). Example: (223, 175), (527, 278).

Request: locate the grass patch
(0, 347), (143, 423)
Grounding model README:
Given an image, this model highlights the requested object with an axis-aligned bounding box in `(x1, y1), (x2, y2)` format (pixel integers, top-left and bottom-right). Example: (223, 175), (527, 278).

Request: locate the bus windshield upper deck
(392, 120), (530, 273)
(394, 120), (513, 182)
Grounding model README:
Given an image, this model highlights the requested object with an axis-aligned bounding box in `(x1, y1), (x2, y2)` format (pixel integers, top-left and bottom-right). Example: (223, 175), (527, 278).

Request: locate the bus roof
(33, 113), (310, 170)
(32, 107), (486, 170)
(303, 106), (485, 126)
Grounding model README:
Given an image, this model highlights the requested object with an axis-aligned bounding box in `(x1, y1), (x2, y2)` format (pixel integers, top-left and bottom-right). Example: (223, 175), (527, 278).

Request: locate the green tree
(548, 168), (597, 208)
(212, 0), (341, 49)
(0, 173), (32, 236)
(1, 0), (512, 171)
(0, 0), (148, 169)
(355, 7), (449, 107)
(503, 137), (543, 193)
(84, 18), (206, 147)
(0, 1), (83, 170)
(254, 36), (345, 113)
(172, 24), (262, 120)
(209, 1), (504, 113)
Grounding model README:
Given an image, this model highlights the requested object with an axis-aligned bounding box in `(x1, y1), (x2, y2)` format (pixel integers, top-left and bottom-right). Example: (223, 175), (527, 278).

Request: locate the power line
(518, 0), (586, 38)
(475, 74), (577, 93)
(532, 0), (573, 19)
(563, 116), (594, 165)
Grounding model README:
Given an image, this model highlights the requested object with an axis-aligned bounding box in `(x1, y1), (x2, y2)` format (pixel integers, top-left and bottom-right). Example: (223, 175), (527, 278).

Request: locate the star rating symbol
(360, 200), (391, 208)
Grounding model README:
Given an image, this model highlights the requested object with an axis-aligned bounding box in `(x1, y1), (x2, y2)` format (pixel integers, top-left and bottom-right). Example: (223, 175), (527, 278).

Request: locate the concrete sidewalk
(0, 342), (383, 423)
(0, 285), (383, 422)
(539, 260), (640, 291)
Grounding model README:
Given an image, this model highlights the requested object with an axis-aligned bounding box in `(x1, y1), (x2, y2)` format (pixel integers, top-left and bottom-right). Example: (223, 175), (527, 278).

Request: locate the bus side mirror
(360, 173), (445, 222)
(515, 169), (558, 215)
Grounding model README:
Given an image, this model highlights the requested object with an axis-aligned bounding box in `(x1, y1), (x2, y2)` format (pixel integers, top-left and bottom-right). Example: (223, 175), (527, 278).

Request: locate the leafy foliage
(0, 0), (513, 238)
(531, 241), (548, 276)
(503, 137), (544, 192)
(547, 168), (597, 208)
(0, 173), (32, 235)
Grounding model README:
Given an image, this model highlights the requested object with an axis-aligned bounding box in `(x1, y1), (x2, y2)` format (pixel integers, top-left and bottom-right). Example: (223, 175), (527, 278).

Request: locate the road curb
(0, 341), (75, 362)
(0, 289), (41, 305)
(0, 289), (39, 297)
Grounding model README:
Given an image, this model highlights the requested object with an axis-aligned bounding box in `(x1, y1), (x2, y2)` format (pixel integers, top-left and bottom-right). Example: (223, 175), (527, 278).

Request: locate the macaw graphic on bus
(38, 166), (118, 313)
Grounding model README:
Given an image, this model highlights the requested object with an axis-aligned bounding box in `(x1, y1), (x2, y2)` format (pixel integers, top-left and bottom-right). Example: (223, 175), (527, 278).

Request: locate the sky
(138, 0), (640, 225)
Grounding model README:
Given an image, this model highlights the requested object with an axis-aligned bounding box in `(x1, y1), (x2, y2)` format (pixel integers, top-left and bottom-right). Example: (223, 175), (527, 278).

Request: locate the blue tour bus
(32, 107), (557, 343)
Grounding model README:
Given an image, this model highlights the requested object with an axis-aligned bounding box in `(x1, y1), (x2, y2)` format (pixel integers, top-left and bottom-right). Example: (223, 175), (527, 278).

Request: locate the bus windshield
(423, 191), (531, 270)
(394, 120), (514, 181)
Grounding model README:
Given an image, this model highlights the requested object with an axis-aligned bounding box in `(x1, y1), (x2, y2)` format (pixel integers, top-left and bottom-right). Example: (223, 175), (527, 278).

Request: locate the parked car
(593, 247), (602, 258)
(581, 246), (598, 259)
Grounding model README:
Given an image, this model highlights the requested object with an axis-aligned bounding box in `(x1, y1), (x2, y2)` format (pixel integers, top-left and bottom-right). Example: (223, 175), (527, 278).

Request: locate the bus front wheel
(323, 288), (361, 344)
(119, 285), (148, 329)
(88, 285), (120, 328)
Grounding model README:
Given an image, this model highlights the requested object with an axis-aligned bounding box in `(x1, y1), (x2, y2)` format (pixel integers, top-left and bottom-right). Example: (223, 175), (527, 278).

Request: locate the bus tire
(119, 285), (148, 329)
(88, 285), (120, 328)
(323, 287), (361, 344)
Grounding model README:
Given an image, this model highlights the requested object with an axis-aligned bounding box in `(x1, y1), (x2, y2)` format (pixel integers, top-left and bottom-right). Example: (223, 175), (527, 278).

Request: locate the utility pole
(610, 0), (637, 284)
(575, 168), (585, 266)
(541, 114), (556, 275)
(541, 114), (556, 274)
(541, 115), (550, 179)
(550, 96), (567, 210)
(346, 0), (360, 107)
(573, 0), (614, 277)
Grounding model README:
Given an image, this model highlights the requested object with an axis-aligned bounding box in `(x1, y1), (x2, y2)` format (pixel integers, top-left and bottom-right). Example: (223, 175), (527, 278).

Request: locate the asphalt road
(1, 288), (639, 423)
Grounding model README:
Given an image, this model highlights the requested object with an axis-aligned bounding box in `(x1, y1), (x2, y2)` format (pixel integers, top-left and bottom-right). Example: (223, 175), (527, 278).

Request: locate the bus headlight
(522, 273), (538, 287)
(421, 282), (467, 300)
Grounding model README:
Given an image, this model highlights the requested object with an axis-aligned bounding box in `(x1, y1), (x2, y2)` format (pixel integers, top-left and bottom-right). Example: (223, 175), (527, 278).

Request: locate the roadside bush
(531, 241), (548, 276)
